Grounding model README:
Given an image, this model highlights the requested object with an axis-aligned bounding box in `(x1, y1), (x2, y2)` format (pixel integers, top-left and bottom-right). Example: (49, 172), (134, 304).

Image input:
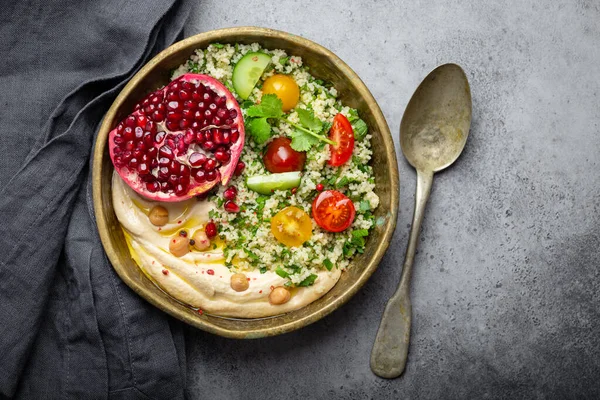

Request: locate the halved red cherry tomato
(312, 190), (355, 232)
(328, 113), (354, 166)
(263, 137), (306, 173)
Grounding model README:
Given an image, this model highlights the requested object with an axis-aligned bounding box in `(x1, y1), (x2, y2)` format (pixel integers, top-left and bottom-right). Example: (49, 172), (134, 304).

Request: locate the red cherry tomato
(263, 137), (306, 173)
(328, 113), (354, 166)
(312, 190), (355, 232)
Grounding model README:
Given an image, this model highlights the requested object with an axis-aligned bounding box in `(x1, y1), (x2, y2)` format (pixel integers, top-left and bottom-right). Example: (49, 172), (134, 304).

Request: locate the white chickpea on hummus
(110, 43), (378, 317)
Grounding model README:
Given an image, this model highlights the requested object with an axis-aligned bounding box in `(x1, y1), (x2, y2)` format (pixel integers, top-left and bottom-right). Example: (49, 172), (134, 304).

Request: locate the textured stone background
(183, 1), (600, 398)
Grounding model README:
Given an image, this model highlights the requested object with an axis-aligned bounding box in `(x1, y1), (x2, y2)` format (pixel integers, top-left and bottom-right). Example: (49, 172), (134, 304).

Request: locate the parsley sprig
(244, 94), (336, 151)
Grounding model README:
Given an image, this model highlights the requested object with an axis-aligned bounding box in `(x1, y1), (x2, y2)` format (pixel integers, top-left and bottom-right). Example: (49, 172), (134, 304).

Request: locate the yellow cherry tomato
(262, 74), (299, 112)
(270, 206), (312, 247)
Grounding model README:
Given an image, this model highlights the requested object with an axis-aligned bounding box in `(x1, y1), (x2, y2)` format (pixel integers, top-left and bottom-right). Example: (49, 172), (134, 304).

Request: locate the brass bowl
(92, 27), (399, 339)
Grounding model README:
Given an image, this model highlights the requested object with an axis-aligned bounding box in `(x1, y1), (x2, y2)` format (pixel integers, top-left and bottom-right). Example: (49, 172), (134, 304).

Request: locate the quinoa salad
(109, 42), (379, 317)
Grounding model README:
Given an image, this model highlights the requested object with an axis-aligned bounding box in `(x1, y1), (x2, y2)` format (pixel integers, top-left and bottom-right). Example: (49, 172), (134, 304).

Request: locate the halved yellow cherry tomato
(270, 206), (312, 247)
(262, 74), (299, 112)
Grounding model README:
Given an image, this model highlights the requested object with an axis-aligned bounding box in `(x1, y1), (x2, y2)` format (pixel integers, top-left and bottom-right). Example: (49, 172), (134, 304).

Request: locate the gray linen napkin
(0, 0), (194, 398)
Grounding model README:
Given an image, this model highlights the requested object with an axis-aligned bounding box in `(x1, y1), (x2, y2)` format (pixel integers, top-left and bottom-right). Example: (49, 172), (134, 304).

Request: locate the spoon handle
(370, 169), (433, 378)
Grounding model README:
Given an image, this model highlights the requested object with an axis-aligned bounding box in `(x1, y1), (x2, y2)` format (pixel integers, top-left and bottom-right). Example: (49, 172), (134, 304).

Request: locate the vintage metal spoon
(370, 64), (472, 378)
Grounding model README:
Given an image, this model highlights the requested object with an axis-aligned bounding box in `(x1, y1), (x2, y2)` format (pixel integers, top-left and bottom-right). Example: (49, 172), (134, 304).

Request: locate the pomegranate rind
(108, 73), (245, 202)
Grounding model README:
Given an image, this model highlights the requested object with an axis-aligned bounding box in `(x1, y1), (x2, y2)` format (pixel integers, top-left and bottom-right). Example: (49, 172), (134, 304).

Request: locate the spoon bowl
(401, 63), (471, 171)
(371, 63), (471, 378)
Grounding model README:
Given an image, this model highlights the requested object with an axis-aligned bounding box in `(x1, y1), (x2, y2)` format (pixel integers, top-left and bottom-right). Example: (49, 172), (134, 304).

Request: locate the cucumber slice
(232, 52), (272, 99)
(246, 172), (302, 195)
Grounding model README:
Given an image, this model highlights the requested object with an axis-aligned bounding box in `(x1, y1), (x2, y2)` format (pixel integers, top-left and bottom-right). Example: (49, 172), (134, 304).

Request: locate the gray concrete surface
(183, 1), (600, 398)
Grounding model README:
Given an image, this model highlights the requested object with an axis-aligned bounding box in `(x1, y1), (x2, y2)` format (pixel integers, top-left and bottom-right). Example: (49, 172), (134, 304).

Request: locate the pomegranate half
(109, 73), (245, 201)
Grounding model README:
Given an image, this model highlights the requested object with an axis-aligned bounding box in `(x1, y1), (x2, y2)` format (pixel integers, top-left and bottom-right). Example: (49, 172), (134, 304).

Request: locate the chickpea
(191, 230), (211, 251)
(148, 206), (169, 226)
(230, 273), (249, 292)
(169, 235), (189, 257)
(269, 286), (291, 305)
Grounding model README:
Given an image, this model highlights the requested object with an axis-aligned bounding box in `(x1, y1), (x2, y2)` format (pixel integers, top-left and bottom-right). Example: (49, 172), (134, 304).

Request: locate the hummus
(112, 172), (342, 318)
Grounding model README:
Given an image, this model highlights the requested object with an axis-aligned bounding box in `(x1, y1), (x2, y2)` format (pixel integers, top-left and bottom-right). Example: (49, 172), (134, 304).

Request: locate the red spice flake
(202, 270), (205, 274)
(247, 278), (251, 281)
(259, 290), (263, 294)
(198, 309), (204, 315)
(158, 227), (162, 231)
(253, 278), (257, 281)
(152, 261), (155, 265)
(177, 220), (182, 224)
(172, 239), (176, 243)
(291, 187), (297, 194)
(207, 255), (211, 258)
(219, 276), (222, 278)
(162, 269), (169, 275)
(207, 269), (215, 275)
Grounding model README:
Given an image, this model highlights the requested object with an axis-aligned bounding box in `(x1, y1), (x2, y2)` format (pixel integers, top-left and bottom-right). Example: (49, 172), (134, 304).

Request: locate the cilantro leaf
(246, 117), (272, 144)
(297, 273), (318, 287)
(260, 267), (267, 274)
(246, 94), (284, 118)
(296, 108), (323, 132)
(290, 128), (319, 151)
(323, 259), (333, 271)
(346, 108), (360, 122)
(359, 200), (371, 212)
(352, 119), (368, 139)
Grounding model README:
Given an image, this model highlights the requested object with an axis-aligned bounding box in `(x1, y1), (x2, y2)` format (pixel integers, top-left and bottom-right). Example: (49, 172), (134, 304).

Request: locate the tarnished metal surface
(371, 64), (471, 377)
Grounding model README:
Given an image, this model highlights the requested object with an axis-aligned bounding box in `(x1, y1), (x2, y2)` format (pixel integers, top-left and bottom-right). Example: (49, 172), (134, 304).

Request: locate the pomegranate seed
(229, 109), (238, 119)
(197, 101), (207, 111)
(159, 145), (174, 159)
(168, 174), (179, 186)
(154, 131), (166, 144)
(205, 221), (217, 238)
(122, 151), (132, 162)
(179, 119), (191, 129)
(144, 105), (155, 115)
(182, 81), (194, 91)
(116, 122), (125, 134)
(167, 101), (182, 111)
(168, 160), (179, 173)
(189, 152), (207, 167)
(167, 111), (183, 121)
(114, 156), (124, 167)
(183, 100), (196, 110)
(223, 186), (237, 200)
(158, 157), (170, 166)
(138, 163), (150, 175)
(151, 95), (162, 104)
(206, 170), (217, 181)
(202, 92), (212, 102)
(221, 131), (231, 144)
(212, 116), (222, 125)
(147, 147), (158, 159)
(113, 136), (124, 145)
(167, 91), (178, 101)
(182, 109), (194, 119)
(136, 115), (147, 127)
(125, 141), (135, 151)
(179, 90), (191, 101)
(135, 141), (146, 151)
(179, 164), (191, 178)
(129, 158), (139, 168)
(113, 146), (122, 155)
(194, 169), (206, 183)
(145, 121), (157, 133)
(204, 109), (213, 119)
(143, 132), (153, 147)
(157, 103), (166, 112)
(184, 130), (195, 145)
(204, 158), (217, 171)
(158, 167), (170, 179)
(166, 120), (179, 131)
(151, 111), (165, 122)
(146, 181), (160, 192)
(192, 91), (202, 101)
(175, 183), (187, 196)
(224, 200), (240, 213)
(316, 183), (324, 191)
(125, 115), (136, 128)
(214, 149), (230, 163)
(215, 96), (226, 107)
(195, 131), (206, 143)
(216, 108), (228, 119)
(203, 141), (216, 151)
(207, 269), (215, 275)
(133, 148), (143, 159)
(230, 130), (240, 143)
(213, 129), (224, 144)
(123, 127), (134, 141)
(179, 230), (187, 237)
(234, 161), (245, 176)
(133, 126), (144, 140)
(291, 187), (297, 194)
(162, 268), (169, 275)
(160, 181), (172, 192)
(209, 103), (217, 112)
(224, 118), (234, 126)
